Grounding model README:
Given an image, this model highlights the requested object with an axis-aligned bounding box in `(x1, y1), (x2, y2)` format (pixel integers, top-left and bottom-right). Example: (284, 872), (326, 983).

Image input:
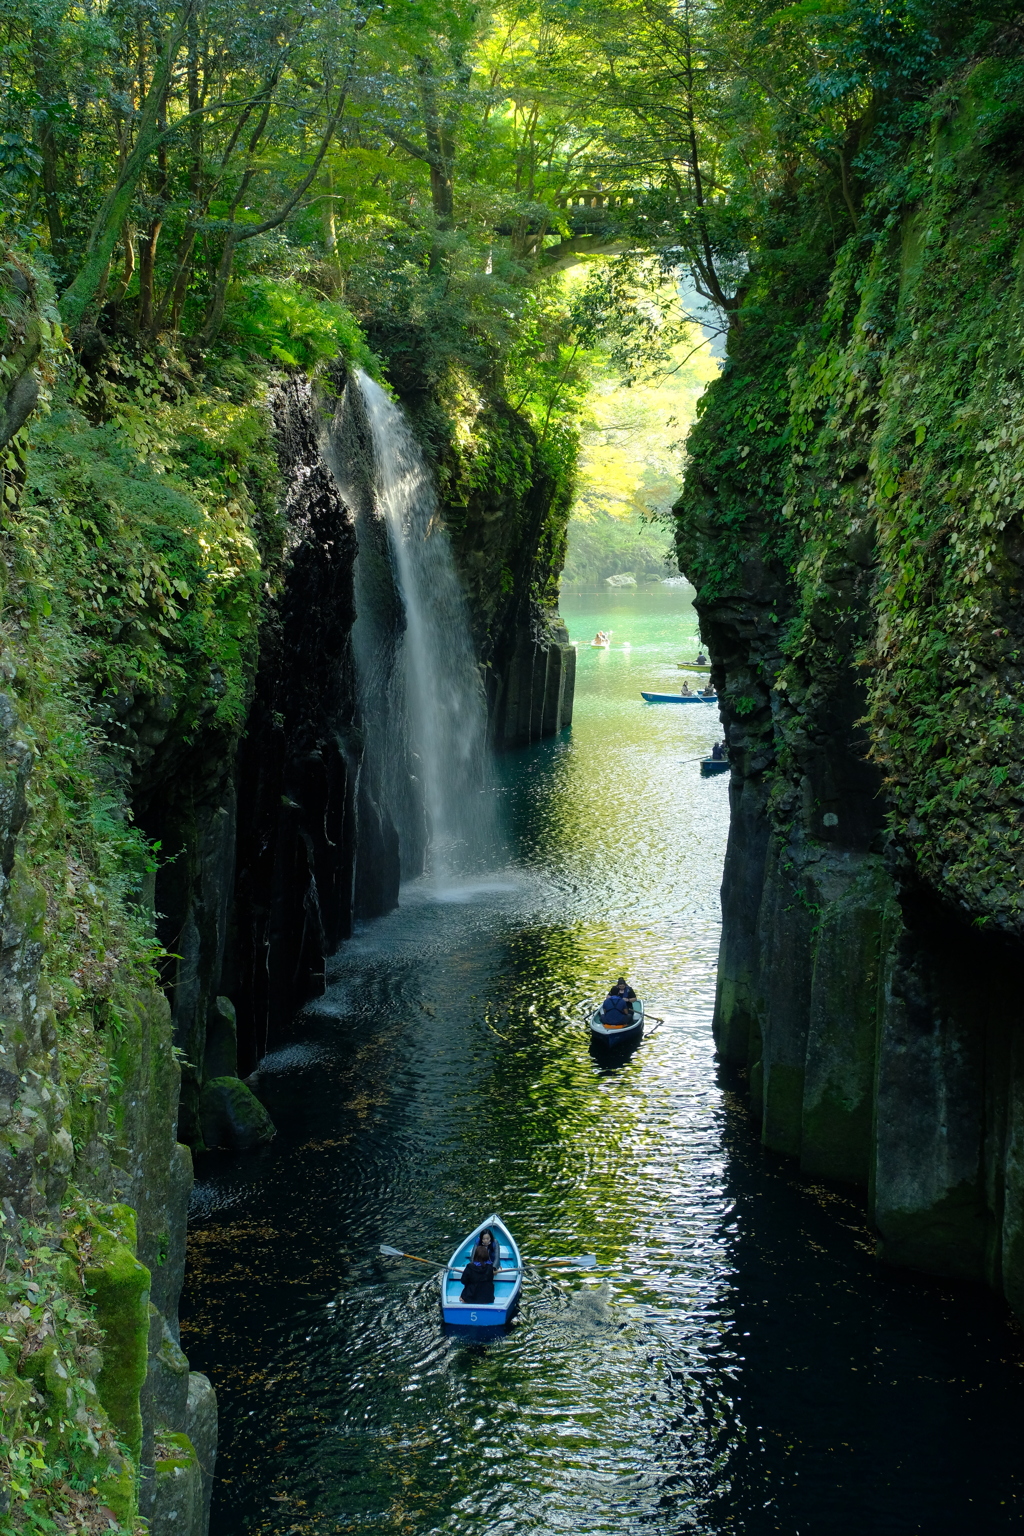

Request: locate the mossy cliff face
(676, 57), (1024, 1319)
(0, 308), (250, 1531)
(435, 386), (577, 749)
(389, 360), (577, 752)
(0, 278), (574, 1529)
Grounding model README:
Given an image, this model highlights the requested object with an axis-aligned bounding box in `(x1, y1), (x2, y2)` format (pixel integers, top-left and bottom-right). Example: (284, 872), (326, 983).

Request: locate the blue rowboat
(641, 691), (717, 703)
(701, 757), (729, 776)
(441, 1214), (522, 1328)
(590, 996), (644, 1049)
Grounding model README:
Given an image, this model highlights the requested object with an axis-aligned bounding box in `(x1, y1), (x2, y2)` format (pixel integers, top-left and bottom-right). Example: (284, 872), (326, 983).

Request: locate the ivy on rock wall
(1, 1205), (144, 1535)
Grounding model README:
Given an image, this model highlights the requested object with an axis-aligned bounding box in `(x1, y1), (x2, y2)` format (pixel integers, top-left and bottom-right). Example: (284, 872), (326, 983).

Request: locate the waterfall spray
(356, 371), (494, 878)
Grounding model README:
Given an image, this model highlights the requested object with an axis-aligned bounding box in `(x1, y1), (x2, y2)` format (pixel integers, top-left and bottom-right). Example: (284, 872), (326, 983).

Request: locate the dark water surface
(182, 587), (1024, 1535)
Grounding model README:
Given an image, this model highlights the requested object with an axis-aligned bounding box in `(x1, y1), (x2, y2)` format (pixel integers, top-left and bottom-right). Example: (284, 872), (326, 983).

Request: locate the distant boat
(590, 997), (645, 1049)
(441, 1214), (522, 1328)
(677, 662), (712, 671)
(641, 690), (717, 703)
(590, 633), (611, 648)
(700, 757), (729, 776)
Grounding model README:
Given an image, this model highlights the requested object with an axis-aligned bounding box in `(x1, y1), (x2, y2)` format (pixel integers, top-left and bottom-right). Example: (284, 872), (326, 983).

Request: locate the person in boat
(459, 1227), (501, 1304)
(615, 976), (637, 999)
(601, 984), (635, 1027)
(710, 740), (726, 761)
(696, 651), (707, 664)
(594, 630), (607, 645)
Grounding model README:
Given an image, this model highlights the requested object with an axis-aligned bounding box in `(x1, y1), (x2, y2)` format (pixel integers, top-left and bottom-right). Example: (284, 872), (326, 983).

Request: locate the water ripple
(183, 590), (1024, 1536)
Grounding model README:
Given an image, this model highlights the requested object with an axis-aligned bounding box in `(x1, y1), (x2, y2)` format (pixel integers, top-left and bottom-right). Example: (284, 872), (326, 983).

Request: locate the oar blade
(379, 1244), (444, 1267)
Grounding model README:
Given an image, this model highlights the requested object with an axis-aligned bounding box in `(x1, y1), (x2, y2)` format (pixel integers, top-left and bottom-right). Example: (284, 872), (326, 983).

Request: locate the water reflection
(182, 588), (1024, 1535)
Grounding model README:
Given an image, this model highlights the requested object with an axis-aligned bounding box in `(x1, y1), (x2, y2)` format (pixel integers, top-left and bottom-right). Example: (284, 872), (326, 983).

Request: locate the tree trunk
(113, 225), (136, 303)
(58, 10), (188, 332)
(0, 323), (42, 450)
(138, 218), (163, 331)
(32, 26), (68, 272)
(416, 57), (454, 224)
(200, 230), (238, 347)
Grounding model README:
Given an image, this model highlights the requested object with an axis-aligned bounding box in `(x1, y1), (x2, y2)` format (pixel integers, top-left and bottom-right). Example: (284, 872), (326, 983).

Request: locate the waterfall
(354, 371), (494, 880)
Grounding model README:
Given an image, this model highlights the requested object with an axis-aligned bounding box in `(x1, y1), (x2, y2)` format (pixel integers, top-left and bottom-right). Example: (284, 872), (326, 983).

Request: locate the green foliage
(11, 355), (277, 727)
(677, 46), (1024, 933)
(225, 278), (379, 374)
(562, 508), (675, 586)
(0, 346), (280, 1101)
(0, 1203), (141, 1536)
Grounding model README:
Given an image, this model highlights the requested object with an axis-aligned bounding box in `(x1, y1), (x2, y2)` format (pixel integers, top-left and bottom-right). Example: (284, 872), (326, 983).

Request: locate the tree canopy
(0, 0), (1017, 446)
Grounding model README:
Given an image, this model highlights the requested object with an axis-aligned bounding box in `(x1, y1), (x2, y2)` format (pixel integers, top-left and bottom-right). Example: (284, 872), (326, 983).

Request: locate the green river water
(181, 585), (1024, 1535)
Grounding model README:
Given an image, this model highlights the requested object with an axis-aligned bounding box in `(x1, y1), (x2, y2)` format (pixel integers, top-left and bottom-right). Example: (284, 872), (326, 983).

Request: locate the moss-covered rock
(199, 1075), (275, 1151)
(152, 1432), (204, 1536)
(82, 1210), (151, 1469)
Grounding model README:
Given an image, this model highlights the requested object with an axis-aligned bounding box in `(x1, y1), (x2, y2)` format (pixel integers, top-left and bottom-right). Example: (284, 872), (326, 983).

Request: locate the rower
(602, 983), (634, 1026)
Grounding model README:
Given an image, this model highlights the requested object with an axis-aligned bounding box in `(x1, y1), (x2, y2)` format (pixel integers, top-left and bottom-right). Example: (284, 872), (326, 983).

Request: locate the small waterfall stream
(354, 371), (494, 880)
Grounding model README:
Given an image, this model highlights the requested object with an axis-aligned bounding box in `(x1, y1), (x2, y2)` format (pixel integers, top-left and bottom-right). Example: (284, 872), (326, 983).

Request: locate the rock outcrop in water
(676, 58), (1024, 1320)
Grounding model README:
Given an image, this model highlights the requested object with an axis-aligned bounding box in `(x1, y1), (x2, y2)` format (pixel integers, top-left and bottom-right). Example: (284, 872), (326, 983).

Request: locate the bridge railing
(557, 192), (636, 210)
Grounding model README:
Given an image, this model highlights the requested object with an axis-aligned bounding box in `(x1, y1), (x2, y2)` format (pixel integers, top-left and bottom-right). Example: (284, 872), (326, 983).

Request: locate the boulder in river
(199, 1077), (275, 1151)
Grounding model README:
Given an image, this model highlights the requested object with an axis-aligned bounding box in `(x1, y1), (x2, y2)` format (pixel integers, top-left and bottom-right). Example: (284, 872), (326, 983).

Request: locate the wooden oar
(379, 1244), (446, 1268)
(379, 1244), (597, 1270)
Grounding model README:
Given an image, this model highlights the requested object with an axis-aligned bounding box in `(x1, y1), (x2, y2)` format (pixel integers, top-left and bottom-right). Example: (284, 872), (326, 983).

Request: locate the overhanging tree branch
(201, 35), (363, 345)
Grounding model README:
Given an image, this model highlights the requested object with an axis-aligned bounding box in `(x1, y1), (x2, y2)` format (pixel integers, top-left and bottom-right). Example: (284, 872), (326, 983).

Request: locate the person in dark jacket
(460, 1228), (501, 1303)
(615, 976), (637, 999)
(602, 984), (634, 1026)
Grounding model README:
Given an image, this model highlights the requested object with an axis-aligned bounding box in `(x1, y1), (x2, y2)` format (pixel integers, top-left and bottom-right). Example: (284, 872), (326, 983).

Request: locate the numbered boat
(641, 690), (717, 703)
(590, 996), (645, 1049)
(441, 1214), (522, 1328)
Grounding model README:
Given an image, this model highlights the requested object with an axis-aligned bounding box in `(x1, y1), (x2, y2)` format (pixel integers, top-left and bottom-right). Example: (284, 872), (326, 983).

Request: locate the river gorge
(2, 12), (1024, 1535)
(180, 589), (1024, 1536)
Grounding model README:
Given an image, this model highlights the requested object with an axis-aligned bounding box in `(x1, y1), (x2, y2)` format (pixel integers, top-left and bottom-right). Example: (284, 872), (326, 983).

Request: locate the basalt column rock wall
(676, 58), (1024, 1322)
(229, 371), (364, 1078)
